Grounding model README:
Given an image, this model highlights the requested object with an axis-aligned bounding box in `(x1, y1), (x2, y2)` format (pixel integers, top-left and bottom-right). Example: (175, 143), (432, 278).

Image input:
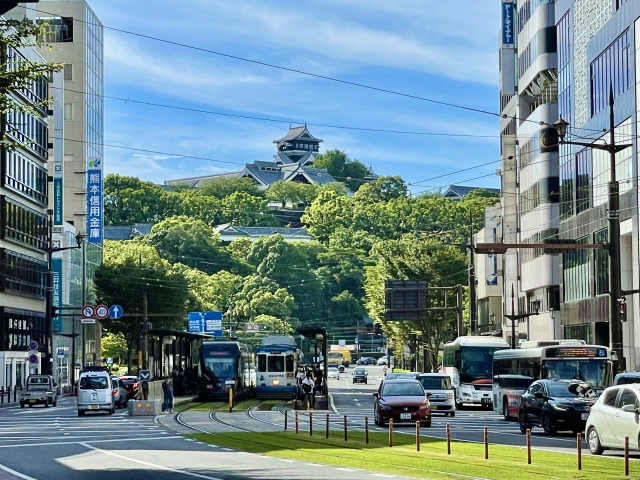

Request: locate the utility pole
(456, 284), (464, 337)
(468, 213), (478, 334)
(142, 292), (149, 370)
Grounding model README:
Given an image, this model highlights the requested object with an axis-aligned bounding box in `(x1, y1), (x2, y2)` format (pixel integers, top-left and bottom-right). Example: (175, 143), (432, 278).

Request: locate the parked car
(373, 379), (431, 427)
(326, 362), (345, 373)
(357, 357), (376, 365)
(518, 379), (596, 435)
(383, 373), (404, 381)
(353, 367), (368, 384)
(614, 372), (640, 386)
(77, 371), (115, 416)
(416, 373), (456, 417)
(111, 377), (128, 408)
(586, 384), (640, 455)
(377, 356), (389, 366)
(19, 375), (57, 408)
(327, 367), (340, 380)
(119, 376), (139, 399)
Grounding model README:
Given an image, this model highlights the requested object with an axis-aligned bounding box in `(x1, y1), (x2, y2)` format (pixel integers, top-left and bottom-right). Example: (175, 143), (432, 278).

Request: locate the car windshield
(546, 382), (594, 398)
(80, 376), (108, 390)
(385, 373), (402, 380)
(419, 376), (451, 390)
(382, 383), (424, 396)
(354, 369), (366, 375)
(617, 376), (640, 385)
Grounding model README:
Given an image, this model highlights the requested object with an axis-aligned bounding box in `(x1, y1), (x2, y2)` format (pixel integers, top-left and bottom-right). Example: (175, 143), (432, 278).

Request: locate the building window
(0, 307), (47, 352)
(2, 150), (48, 206)
(575, 148), (591, 214)
(594, 228), (608, 296)
(520, 128), (558, 168)
(37, 17), (73, 43)
(518, 27), (557, 78)
(520, 177), (559, 214)
(617, 0), (628, 10)
(559, 154), (574, 220)
(547, 286), (560, 310)
(590, 30), (630, 117)
(563, 236), (590, 302)
(521, 229), (559, 263)
(64, 103), (73, 121)
(564, 324), (592, 344)
(64, 63), (73, 81)
(592, 118), (632, 206)
(0, 249), (47, 299)
(0, 197), (48, 250)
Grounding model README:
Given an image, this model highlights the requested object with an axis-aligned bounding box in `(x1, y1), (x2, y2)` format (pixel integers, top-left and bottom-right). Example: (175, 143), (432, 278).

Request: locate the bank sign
(86, 158), (103, 243)
(52, 257), (62, 333)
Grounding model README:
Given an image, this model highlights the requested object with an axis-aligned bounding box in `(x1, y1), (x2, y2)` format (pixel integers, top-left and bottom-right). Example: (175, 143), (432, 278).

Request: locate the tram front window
(258, 355), (267, 372)
(268, 356), (284, 372)
(286, 354), (294, 372)
(203, 358), (235, 379)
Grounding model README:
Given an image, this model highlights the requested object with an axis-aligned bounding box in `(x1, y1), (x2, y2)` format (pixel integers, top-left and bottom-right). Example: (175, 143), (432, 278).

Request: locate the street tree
(219, 192), (279, 226)
(228, 275), (295, 328)
(101, 332), (128, 366)
(200, 176), (264, 199)
(312, 149), (367, 191)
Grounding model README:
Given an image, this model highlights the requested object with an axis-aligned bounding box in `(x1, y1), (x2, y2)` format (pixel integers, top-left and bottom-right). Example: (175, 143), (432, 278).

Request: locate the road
(328, 365), (640, 459)
(0, 396), (416, 480)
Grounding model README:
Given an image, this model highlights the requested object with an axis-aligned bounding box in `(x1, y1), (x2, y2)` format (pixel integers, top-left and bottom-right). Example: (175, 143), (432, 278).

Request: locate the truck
(328, 348), (352, 367)
(19, 375), (57, 408)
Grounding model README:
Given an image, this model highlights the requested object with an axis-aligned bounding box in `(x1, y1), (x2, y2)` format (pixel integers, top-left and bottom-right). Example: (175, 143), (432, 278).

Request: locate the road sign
(81, 317), (96, 324)
(81, 305), (95, 319)
(28, 354), (38, 364)
(57, 348), (64, 358)
(139, 370), (151, 381)
(28, 341), (38, 351)
(189, 311), (223, 336)
(106, 357), (113, 365)
(109, 304), (123, 320)
(95, 305), (109, 320)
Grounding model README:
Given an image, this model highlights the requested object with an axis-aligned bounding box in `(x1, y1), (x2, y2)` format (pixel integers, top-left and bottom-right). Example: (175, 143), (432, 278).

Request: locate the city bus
(199, 341), (254, 401)
(442, 336), (510, 408)
(492, 342), (614, 420)
(255, 336), (300, 400)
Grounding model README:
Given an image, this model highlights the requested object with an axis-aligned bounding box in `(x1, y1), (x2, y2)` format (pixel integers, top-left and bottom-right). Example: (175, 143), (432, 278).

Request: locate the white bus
(442, 336), (510, 408)
(492, 343), (614, 420)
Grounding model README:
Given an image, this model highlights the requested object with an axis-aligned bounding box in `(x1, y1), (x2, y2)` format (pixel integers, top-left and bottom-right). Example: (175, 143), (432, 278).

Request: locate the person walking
(301, 372), (315, 410)
(313, 366), (323, 409)
(162, 376), (174, 413)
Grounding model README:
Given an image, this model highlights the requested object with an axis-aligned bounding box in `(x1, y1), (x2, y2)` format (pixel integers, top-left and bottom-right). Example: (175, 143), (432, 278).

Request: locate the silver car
(112, 377), (128, 408)
(416, 373), (456, 416)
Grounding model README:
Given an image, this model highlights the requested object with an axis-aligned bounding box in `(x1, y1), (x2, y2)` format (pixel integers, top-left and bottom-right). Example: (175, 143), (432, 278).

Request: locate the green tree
(95, 241), (189, 372)
(145, 215), (242, 274)
(353, 176), (407, 202)
(220, 192), (279, 226)
(253, 314), (295, 335)
(1, 18), (63, 150)
(101, 332), (128, 365)
(228, 275), (295, 327)
(172, 264), (243, 312)
(312, 149), (367, 191)
(200, 176), (264, 199)
(227, 237), (253, 263)
(266, 181), (318, 208)
(301, 190), (353, 242)
(103, 174), (172, 225)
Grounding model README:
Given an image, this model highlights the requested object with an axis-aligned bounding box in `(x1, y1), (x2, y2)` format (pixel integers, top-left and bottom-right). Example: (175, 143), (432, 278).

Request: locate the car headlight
(379, 402), (392, 410)
(272, 378), (280, 386)
(447, 393), (454, 399)
(551, 404), (567, 411)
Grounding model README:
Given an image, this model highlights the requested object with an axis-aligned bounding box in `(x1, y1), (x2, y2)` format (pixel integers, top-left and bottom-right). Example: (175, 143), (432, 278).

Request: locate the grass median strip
(187, 430), (635, 480)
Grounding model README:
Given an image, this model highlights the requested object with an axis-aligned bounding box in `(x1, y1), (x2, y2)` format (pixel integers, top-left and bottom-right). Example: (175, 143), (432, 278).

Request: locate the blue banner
(502, 2), (514, 47)
(52, 258), (62, 333)
(203, 311), (223, 337)
(87, 158), (103, 243)
(53, 172), (63, 226)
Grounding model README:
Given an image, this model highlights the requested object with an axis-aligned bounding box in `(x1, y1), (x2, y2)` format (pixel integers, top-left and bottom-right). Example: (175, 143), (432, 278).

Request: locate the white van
(77, 371), (115, 416)
(416, 373), (456, 417)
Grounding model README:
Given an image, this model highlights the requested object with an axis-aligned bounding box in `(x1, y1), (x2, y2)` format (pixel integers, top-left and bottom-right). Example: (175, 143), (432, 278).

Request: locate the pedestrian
(301, 372), (315, 410)
(313, 366), (323, 408)
(162, 376), (174, 413)
(296, 367), (305, 401)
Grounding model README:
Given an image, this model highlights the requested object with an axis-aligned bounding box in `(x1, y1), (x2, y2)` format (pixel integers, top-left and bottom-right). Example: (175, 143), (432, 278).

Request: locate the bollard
(13, 386), (17, 403)
(577, 433), (582, 470)
(416, 421), (420, 451)
(365, 417), (369, 444)
(526, 429), (531, 464)
(228, 387), (233, 412)
(484, 426), (488, 459)
(625, 436), (629, 476)
(284, 410), (288, 431)
(0, 387), (3, 404)
(446, 423), (451, 455)
(309, 412), (313, 436)
(325, 413), (329, 439)
(389, 418), (394, 447)
(295, 411), (299, 434)
(7, 387), (10, 404)
(344, 415), (348, 441)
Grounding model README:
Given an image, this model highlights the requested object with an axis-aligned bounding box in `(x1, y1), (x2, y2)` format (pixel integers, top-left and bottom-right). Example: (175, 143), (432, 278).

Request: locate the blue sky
(87, 0), (501, 194)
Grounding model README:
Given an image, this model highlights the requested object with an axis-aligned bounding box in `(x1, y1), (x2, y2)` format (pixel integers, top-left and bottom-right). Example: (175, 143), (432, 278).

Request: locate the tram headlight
(272, 378), (280, 386)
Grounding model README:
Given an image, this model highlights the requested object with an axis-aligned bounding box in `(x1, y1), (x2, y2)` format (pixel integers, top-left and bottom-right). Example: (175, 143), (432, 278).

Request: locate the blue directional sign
(188, 311), (223, 337)
(109, 304), (123, 320)
(139, 370), (151, 381)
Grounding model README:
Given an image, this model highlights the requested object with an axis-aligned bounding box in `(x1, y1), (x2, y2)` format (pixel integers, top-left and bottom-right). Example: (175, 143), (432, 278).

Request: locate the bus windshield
(460, 347), (503, 383)
(542, 360), (611, 390)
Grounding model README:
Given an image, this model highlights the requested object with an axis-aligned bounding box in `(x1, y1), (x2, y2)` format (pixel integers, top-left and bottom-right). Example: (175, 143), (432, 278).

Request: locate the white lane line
(0, 436), (178, 449)
(336, 467), (359, 471)
(279, 459), (296, 462)
(0, 462), (38, 480)
(370, 475), (395, 478)
(221, 448), (234, 451)
(79, 443), (224, 480)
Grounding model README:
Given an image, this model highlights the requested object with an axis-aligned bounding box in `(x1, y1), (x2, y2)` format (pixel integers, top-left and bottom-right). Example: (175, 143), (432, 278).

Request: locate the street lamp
(504, 284), (540, 349)
(44, 209), (83, 376)
(550, 87), (633, 372)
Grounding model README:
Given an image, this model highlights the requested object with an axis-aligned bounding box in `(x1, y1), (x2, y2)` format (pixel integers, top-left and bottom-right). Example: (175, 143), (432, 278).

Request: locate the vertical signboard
(52, 256), (62, 333)
(484, 207), (501, 286)
(87, 158), (102, 243)
(502, 1), (514, 48)
(53, 71), (64, 225)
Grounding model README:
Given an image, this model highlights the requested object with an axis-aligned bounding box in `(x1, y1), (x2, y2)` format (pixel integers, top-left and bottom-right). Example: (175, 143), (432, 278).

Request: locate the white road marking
(79, 443), (225, 480)
(0, 436), (179, 448)
(0, 462), (38, 480)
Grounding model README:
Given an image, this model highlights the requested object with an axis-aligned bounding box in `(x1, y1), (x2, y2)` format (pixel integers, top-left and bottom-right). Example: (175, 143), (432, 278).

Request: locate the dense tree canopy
(312, 149), (368, 191)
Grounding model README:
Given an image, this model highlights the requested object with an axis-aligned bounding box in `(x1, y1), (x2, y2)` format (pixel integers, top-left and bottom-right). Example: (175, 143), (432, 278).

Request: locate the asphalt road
(0, 396), (416, 480)
(329, 365), (640, 459)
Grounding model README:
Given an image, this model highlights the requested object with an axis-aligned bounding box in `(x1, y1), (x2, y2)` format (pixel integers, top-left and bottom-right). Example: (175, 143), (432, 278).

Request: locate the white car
(585, 384), (640, 454)
(327, 367), (340, 380)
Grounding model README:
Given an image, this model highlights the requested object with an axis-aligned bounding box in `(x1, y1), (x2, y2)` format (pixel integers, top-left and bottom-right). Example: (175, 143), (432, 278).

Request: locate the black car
(357, 357), (376, 366)
(519, 379), (596, 436)
(353, 367), (368, 384)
